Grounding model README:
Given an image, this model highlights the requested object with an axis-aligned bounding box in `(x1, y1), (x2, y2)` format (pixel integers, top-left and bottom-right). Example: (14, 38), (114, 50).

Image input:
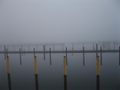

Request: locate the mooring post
(49, 48), (52, 65)
(4, 45), (7, 60)
(19, 48), (22, 65)
(72, 44), (74, 55)
(64, 56), (68, 90)
(119, 46), (120, 66)
(43, 45), (46, 60)
(96, 44), (98, 57)
(96, 55), (100, 90)
(33, 48), (35, 57)
(96, 44), (100, 90)
(65, 47), (68, 65)
(100, 46), (102, 66)
(5, 55), (12, 90)
(33, 48), (39, 90)
(83, 46), (85, 66)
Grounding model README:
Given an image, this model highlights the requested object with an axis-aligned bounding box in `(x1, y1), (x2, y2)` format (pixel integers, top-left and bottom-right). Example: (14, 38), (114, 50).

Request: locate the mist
(0, 0), (120, 44)
(0, 1), (120, 90)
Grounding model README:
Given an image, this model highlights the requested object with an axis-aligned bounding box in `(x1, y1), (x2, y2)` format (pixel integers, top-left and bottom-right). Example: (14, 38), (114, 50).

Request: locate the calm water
(0, 52), (120, 90)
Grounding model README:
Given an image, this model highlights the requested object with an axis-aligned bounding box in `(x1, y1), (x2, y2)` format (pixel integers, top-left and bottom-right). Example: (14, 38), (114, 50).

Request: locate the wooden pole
(96, 44), (98, 57)
(65, 47), (68, 65)
(72, 44), (74, 55)
(64, 56), (68, 90)
(19, 48), (22, 65)
(119, 46), (120, 66)
(96, 44), (100, 90)
(33, 48), (39, 90)
(49, 48), (52, 65)
(100, 46), (102, 65)
(83, 46), (85, 66)
(5, 55), (12, 90)
(96, 55), (100, 90)
(43, 45), (46, 60)
(4, 45), (7, 60)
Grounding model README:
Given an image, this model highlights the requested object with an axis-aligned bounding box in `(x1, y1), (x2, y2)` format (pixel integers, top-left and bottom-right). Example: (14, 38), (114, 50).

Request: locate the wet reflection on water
(0, 42), (120, 90)
(0, 52), (120, 90)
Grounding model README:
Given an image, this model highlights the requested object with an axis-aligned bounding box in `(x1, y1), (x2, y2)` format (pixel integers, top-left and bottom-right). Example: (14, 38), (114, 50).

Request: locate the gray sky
(0, 0), (120, 44)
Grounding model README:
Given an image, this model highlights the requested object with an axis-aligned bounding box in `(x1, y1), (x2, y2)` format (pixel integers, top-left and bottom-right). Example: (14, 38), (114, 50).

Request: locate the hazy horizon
(0, 0), (120, 44)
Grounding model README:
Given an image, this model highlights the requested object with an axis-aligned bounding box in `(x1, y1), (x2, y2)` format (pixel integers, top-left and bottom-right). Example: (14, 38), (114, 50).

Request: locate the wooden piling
(43, 45), (46, 60)
(33, 48), (36, 57)
(19, 48), (22, 65)
(83, 46), (85, 66)
(96, 44), (98, 57)
(5, 55), (12, 90)
(33, 48), (39, 90)
(72, 44), (74, 55)
(96, 55), (100, 90)
(4, 45), (7, 60)
(65, 47), (68, 65)
(49, 48), (52, 65)
(119, 46), (120, 66)
(64, 56), (68, 90)
(100, 46), (102, 65)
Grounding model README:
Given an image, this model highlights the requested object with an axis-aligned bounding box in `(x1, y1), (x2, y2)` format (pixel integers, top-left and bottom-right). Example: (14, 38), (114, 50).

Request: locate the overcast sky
(0, 0), (120, 44)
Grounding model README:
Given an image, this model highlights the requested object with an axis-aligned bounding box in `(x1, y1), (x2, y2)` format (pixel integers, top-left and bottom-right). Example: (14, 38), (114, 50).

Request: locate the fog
(0, 0), (120, 44)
